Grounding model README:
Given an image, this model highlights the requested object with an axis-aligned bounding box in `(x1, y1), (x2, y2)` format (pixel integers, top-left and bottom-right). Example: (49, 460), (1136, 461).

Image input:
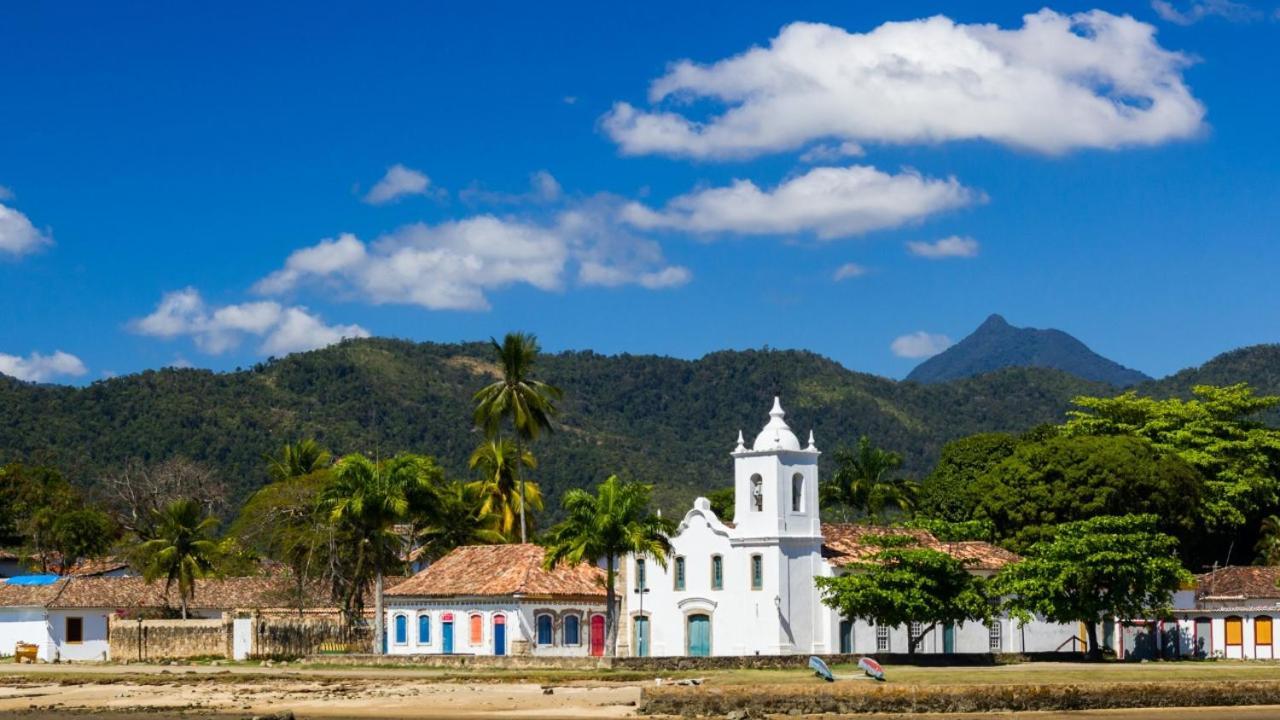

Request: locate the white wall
(0, 609), (52, 661)
(384, 599), (605, 657)
(47, 610), (111, 661)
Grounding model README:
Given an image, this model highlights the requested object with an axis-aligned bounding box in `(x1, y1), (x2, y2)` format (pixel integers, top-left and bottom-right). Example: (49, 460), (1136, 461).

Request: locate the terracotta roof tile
(0, 574), (388, 612)
(386, 544), (605, 600)
(820, 524), (1019, 571)
(1196, 566), (1280, 600)
(0, 579), (68, 607)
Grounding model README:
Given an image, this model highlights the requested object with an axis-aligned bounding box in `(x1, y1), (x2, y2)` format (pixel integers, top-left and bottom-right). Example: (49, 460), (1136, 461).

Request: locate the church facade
(618, 397), (1080, 657)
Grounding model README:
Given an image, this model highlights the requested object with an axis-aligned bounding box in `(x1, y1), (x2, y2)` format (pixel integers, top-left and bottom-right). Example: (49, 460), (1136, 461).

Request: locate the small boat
(808, 655), (835, 682)
(858, 657), (886, 681)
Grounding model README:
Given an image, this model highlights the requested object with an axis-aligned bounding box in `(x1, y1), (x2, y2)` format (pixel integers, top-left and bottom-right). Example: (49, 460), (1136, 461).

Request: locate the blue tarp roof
(2, 574), (60, 586)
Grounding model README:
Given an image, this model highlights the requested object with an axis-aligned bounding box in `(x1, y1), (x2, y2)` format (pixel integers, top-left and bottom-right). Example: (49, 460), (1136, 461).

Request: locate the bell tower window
(750, 474), (763, 512)
(791, 473), (804, 512)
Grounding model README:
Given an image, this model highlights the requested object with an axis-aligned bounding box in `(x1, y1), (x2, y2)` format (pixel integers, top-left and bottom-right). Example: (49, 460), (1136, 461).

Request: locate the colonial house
(1158, 565), (1280, 660)
(618, 397), (1081, 658)
(383, 544), (608, 657)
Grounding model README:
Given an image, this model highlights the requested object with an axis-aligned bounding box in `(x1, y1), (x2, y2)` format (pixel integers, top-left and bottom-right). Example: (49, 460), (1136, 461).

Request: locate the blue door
(943, 623), (956, 654)
(839, 620), (853, 654)
(687, 614), (711, 657)
(493, 616), (506, 656)
(443, 620), (454, 654)
(635, 616), (650, 657)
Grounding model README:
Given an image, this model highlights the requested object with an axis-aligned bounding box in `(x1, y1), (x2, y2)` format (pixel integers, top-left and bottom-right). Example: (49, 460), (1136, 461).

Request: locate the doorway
(493, 615), (506, 656)
(634, 616), (650, 657)
(590, 615), (605, 657)
(687, 614), (711, 657)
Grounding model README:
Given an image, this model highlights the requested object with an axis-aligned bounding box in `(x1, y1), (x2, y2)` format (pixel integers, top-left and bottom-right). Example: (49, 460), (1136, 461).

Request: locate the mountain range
(2, 329), (1279, 519)
(907, 314), (1151, 387)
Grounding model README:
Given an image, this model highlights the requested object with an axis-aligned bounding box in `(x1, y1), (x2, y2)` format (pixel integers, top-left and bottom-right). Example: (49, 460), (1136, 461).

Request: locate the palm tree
(139, 499), (220, 619)
(543, 476), (675, 657)
(323, 453), (439, 653)
(1257, 515), (1280, 565)
(820, 436), (916, 522)
(468, 439), (541, 540)
(416, 481), (507, 560)
(264, 439), (332, 483)
(472, 332), (562, 543)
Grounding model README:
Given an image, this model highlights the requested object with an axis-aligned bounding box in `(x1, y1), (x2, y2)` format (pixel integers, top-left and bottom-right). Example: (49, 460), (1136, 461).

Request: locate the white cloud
(460, 170), (564, 206)
(363, 164), (435, 205)
(832, 263), (869, 281)
(907, 235), (980, 259)
(0, 202), (52, 257)
(1151, 0), (1260, 24)
(891, 331), (954, 359)
(130, 288), (369, 355)
(604, 10), (1204, 158)
(799, 142), (865, 163)
(254, 200), (689, 311)
(621, 165), (978, 240)
(0, 350), (87, 383)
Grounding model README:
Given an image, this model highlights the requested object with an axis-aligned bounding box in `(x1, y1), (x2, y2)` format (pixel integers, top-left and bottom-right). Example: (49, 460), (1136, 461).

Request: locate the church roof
(386, 544), (606, 600)
(820, 524), (1019, 571)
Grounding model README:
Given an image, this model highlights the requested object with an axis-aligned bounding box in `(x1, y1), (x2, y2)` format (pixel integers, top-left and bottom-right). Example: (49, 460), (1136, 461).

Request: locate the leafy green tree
(416, 481), (506, 560)
(0, 463), (84, 571)
(139, 499), (221, 619)
(816, 534), (991, 654)
(50, 508), (116, 574)
(706, 486), (735, 522)
(467, 439), (541, 540)
(994, 514), (1191, 659)
(323, 453), (441, 650)
(265, 439), (332, 483)
(821, 436), (917, 522)
(971, 434), (1205, 558)
(1256, 515), (1280, 565)
(916, 433), (1021, 522)
(1063, 384), (1280, 533)
(543, 476), (674, 657)
(903, 517), (995, 542)
(472, 332), (562, 543)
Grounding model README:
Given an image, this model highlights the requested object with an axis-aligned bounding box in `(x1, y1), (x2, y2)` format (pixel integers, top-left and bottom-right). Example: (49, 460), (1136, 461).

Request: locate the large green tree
(1063, 384), (1280, 533)
(970, 434), (1205, 557)
(543, 476), (674, 657)
(467, 439), (541, 541)
(139, 499), (221, 619)
(472, 332), (561, 543)
(820, 436), (917, 523)
(916, 433), (1021, 522)
(816, 534), (991, 654)
(994, 514), (1191, 659)
(50, 508), (117, 574)
(323, 452), (441, 650)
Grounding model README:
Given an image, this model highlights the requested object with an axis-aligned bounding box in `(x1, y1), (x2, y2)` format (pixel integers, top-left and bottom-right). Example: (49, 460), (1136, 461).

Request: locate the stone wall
(301, 651), (1082, 670)
(109, 618), (229, 662)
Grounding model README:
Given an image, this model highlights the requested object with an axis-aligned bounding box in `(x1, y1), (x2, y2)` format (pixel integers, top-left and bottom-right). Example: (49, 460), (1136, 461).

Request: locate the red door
(590, 614), (605, 657)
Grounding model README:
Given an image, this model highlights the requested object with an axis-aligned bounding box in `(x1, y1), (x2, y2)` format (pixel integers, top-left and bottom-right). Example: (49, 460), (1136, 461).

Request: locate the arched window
(536, 614), (554, 646)
(750, 554), (763, 591)
(750, 474), (763, 512)
(564, 614), (581, 646)
(711, 555), (723, 590)
(674, 556), (686, 591)
(635, 558), (647, 590)
(394, 614), (408, 645)
(1258, 616), (1273, 651)
(791, 473), (804, 512)
(470, 613), (483, 645)
(417, 614), (431, 644)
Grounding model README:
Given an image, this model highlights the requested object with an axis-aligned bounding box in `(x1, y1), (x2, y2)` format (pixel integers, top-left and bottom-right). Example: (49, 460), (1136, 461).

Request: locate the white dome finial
(807, 430), (817, 452)
(770, 396), (785, 419)
(753, 396), (801, 452)
(735, 430), (746, 453)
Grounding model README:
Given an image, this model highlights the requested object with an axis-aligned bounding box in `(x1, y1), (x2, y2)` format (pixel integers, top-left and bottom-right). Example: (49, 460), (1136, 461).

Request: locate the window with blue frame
(711, 555), (723, 590)
(394, 614), (407, 644)
(536, 614), (554, 645)
(674, 556), (686, 591)
(751, 554), (763, 590)
(564, 615), (581, 645)
(636, 558), (646, 590)
(418, 614), (430, 643)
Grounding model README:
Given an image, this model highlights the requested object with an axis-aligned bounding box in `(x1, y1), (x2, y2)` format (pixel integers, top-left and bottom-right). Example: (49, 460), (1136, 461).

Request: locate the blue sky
(2, 0), (1279, 383)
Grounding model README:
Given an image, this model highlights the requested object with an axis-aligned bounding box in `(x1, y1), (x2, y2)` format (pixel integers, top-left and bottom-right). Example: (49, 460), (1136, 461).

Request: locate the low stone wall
(639, 680), (1280, 716)
(303, 653), (613, 669)
(109, 618), (229, 662)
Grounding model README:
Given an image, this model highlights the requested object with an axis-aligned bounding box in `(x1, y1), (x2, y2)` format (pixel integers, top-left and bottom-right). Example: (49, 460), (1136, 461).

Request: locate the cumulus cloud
(0, 350), (88, 383)
(907, 235), (980, 259)
(604, 10), (1204, 158)
(799, 142), (865, 163)
(1151, 0), (1261, 24)
(621, 165), (978, 240)
(363, 164), (435, 205)
(832, 263), (869, 281)
(254, 200), (690, 311)
(0, 202), (53, 257)
(891, 331), (954, 359)
(130, 288), (369, 355)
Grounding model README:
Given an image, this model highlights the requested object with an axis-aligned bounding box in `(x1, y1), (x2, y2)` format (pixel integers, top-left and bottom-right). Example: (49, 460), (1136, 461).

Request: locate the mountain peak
(906, 315), (1151, 387)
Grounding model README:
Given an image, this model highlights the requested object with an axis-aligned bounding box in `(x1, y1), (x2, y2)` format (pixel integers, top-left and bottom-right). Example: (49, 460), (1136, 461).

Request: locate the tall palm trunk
(374, 553), (385, 655)
(516, 435), (527, 543)
(604, 555), (618, 657)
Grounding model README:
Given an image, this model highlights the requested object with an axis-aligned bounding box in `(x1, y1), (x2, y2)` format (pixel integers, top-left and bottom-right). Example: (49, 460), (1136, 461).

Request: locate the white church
(615, 397), (1081, 657)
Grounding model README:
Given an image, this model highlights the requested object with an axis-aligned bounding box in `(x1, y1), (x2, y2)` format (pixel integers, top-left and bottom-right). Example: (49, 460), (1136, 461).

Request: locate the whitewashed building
(384, 544), (608, 657)
(618, 397), (1081, 658)
(1151, 566), (1280, 660)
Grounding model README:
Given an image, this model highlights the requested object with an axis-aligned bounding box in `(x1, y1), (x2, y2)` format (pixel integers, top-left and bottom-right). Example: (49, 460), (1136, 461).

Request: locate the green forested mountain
(907, 314), (1151, 387)
(1, 337), (1276, 518)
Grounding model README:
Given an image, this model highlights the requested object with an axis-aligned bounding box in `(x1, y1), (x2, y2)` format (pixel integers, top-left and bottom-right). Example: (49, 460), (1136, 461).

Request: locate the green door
(687, 614), (711, 657)
(635, 616), (650, 658)
(943, 623), (956, 654)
